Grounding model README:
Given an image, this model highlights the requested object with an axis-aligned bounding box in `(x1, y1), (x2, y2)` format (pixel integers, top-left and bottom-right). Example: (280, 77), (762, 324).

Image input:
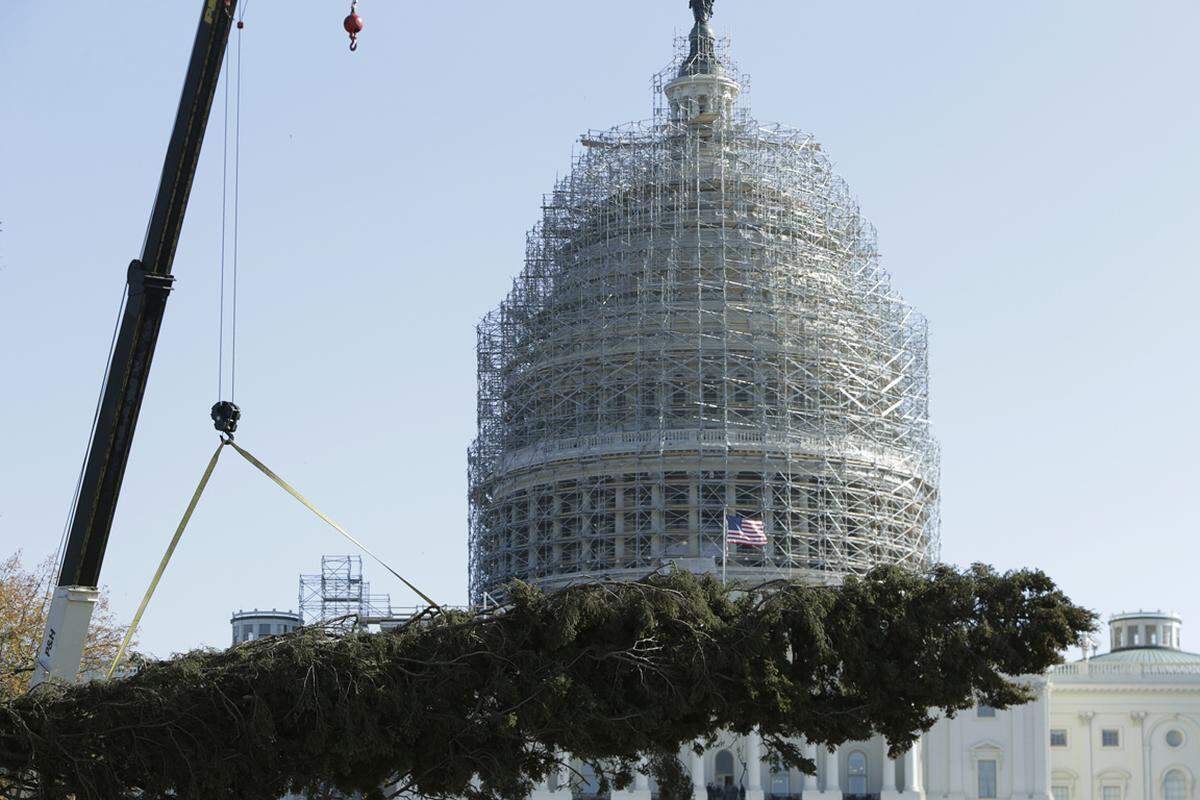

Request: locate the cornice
(1049, 684), (1200, 696)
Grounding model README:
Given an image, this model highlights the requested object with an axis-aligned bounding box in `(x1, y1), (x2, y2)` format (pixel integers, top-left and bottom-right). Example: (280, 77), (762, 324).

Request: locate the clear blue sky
(2, 1), (1198, 659)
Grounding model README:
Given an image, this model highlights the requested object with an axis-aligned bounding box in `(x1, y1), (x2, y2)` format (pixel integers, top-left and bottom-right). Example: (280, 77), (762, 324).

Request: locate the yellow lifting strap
(107, 441), (225, 678)
(108, 438), (440, 679)
(224, 439), (442, 611)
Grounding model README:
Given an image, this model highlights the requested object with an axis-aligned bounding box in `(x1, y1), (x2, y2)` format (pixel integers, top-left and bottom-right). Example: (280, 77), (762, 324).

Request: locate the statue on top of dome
(681, 0), (719, 77)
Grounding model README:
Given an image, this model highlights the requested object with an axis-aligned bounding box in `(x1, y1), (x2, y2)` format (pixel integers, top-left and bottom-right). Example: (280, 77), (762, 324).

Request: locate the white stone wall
(1046, 670), (1200, 800)
(922, 688), (1051, 800)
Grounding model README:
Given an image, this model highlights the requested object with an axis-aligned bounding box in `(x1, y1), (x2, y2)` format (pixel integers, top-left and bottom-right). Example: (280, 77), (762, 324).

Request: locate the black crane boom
(58, 0), (238, 590)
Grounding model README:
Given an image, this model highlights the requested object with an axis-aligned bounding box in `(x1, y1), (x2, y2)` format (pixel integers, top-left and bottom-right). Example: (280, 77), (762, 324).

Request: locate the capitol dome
(467, 14), (939, 603)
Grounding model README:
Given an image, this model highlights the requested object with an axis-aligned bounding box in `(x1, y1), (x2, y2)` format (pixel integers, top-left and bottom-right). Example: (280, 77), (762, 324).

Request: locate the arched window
(715, 750), (735, 786)
(847, 751), (868, 797)
(1163, 770), (1188, 800)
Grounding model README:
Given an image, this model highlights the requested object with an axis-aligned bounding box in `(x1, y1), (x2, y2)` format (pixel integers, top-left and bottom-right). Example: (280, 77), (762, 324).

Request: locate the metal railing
(1050, 660), (1200, 680)
(493, 427), (933, 483)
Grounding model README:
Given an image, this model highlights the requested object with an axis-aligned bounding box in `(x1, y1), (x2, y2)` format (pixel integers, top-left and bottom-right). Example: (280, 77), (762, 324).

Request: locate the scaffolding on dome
(298, 555), (393, 627)
(468, 38), (940, 605)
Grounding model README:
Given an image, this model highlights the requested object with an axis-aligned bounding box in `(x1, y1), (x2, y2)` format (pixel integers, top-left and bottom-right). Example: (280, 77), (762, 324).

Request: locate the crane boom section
(58, 0), (238, 590)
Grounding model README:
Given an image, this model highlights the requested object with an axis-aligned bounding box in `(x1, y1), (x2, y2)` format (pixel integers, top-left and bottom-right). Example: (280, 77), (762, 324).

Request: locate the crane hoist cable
(108, 437), (442, 678)
(213, 8), (245, 437)
(213, 1), (363, 437)
(231, 15), (243, 405)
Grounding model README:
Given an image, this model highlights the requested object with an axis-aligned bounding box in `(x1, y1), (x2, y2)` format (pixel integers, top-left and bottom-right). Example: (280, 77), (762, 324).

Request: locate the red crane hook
(343, 1), (363, 52)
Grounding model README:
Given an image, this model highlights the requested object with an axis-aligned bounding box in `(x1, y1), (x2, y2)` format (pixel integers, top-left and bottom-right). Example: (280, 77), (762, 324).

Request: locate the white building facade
(1044, 612), (1200, 800)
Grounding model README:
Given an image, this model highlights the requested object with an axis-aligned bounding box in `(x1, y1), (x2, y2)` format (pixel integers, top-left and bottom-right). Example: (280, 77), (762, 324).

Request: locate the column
(1132, 710), (1150, 800)
(1034, 685), (1052, 800)
(819, 746), (842, 800)
(746, 730), (765, 800)
(881, 739), (900, 800)
(948, 714), (964, 800)
(1025, 685), (1055, 800)
(804, 742), (820, 794)
(1080, 711), (1095, 800)
(691, 744), (707, 800)
(900, 736), (924, 800)
(1011, 704), (1027, 799)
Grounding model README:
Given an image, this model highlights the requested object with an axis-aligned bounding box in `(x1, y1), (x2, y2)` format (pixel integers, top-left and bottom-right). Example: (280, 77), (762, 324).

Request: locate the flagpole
(722, 505), (728, 588)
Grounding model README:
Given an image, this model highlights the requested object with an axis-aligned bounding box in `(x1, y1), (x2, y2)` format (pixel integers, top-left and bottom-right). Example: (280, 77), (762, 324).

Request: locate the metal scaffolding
(468, 36), (940, 604)
(298, 555), (392, 626)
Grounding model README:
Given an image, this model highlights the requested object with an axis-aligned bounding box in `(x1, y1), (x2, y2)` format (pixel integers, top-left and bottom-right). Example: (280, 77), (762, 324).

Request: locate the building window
(978, 759), (997, 799)
(1130, 627), (1140, 646)
(1163, 769), (1187, 800)
(770, 768), (790, 797)
(1051, 787), (1069, 800)
(714, 750), (735, 787)
(1101, 729), (1120, 748)
(1166, 729), (1185, 748)
(1113, 628), (1123, 649)
(1101, 786), (1121, 800)
(847, 750), (868, 796)
(1050, 729), (1068, 747)
(977, 705), (997, 718)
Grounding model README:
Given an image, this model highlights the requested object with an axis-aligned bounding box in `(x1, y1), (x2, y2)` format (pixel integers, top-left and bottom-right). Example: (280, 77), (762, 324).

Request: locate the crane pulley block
(211, 401), (241, 437)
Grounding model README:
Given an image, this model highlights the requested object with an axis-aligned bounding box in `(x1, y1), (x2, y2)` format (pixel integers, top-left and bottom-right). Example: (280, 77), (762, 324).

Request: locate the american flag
(726, 514), (767, 547)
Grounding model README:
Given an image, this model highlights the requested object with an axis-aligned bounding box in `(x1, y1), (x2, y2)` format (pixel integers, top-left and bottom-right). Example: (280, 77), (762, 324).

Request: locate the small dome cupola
(665, 0), (741, 126)
(1109, 610), (1183, 651)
